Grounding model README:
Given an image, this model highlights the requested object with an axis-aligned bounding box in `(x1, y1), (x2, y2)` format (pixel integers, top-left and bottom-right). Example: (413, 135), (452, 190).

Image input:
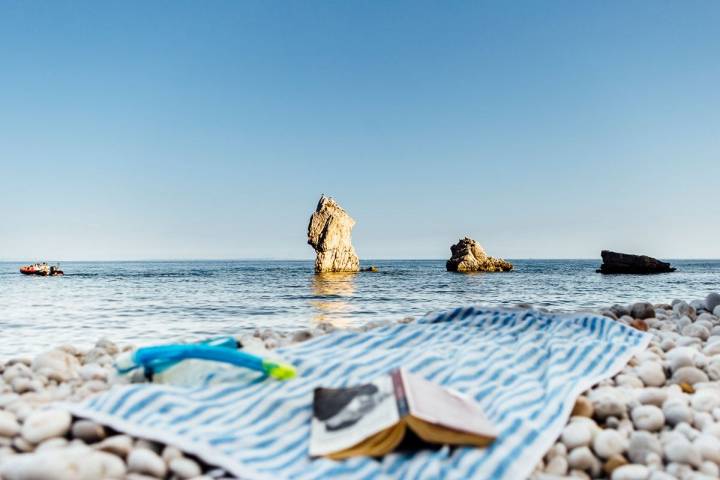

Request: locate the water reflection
(310, 272), (357, 327)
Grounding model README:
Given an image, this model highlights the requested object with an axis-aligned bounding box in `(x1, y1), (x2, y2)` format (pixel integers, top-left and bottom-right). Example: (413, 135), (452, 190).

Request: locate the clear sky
(1, 1), (718, 261)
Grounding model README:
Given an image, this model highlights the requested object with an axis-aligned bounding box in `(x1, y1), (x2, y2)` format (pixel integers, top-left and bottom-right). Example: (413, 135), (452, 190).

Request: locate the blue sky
(1, 1), (718, 260)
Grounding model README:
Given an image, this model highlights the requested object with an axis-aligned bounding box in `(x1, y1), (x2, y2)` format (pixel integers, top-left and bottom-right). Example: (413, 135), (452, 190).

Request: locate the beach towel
(66, 307), (650, 480)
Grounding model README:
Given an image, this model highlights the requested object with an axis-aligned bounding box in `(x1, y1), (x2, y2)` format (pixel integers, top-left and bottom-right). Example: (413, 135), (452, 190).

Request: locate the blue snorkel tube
(115, 336), (296, 381)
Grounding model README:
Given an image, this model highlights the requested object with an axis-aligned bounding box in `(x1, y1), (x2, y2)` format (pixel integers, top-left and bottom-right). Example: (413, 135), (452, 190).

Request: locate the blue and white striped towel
(67, 307), (650, 480)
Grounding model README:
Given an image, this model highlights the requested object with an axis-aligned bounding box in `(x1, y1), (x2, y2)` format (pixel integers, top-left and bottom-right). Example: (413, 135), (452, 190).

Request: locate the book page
(309, 375), (401, 456)
(402, 369), (497, 439)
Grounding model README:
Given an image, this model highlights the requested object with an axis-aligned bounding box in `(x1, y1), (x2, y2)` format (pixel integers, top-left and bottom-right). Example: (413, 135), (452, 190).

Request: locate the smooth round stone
(694, 433), (720, 464)
(673, 301), (695, 318)
(162, 445), (183, 463)
(616, 374), (644, 388)
(714, 305), (720, 317)
(603, 453), (628, 476)
(705, 423), (720, 441)
(561, 422), (593, 449)
(700, 460), (720, 478)
(611, 464), (650, 480)
(134, 439), (162, 454)
(36, 437), (68, 451)
(0, 411), (20, 437)
(96, 435), (133, 458)
(631, 302), (655, 320)
(593, 429), (627, 458)
(636, 362), (666, 387)
(672, 366), (709, 386)
(677, 336), (702, 348)
(637, 388), (668, 407)
(0, 446), (104, 480)
(3, 363), (32, 383)
(611, 305), (631, 318)
(692, 390), (720, 413)
(95, 338), (120, 356)
(71, 420), (106, 443)
(705, 293), (720, 312)
(664, 438), (702, 468)
(675, 422), (700, 441)
(31, 349), (80, 382)
(78, 364), (109, 381)
(568, 446), (599, 473)
(628, 431), (662, 464)
(702, 342), (720, 356)
(665, 462), (693, 479)
(631, 405), (664, 432)
(169, 457), (202, 479)
(127, 448), (167, 478)
(666, 348), (695, 372)
(682, 324), (710, 341)
(589, 387), (627, 420)
(545, 454), (568, 475)
(706, 358), (720, 381)
(572, 396), (594, 418)
(693, 412), (714, 431)
(94, 451), (127, 478)
(21, 409), (72, 444)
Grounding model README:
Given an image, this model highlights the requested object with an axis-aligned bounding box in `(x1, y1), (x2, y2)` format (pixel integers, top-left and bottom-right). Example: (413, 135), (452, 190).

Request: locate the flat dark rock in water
(597, 250), (676, 274)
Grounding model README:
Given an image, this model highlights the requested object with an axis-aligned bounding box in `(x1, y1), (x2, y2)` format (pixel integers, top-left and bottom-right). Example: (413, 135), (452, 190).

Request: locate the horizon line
(2, 257), (719, 263)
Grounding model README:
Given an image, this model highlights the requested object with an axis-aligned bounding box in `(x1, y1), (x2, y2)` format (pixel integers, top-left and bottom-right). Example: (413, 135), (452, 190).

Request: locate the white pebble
(561, 422), (593, 449)
(568, 446), (599, 474)
(632, 405), (664, 431)
(169, 457), (202, 479)
(21, 409), (72, 444)
(589, 387), (627, 419)
(545, 455), (568, 475)
(692, 390), (720, 413)
(628, 431), (662, 464)
(664, 400), (694, 426)
(664, 438), (702, 468)
(96, 435), (133, 458)
(700, 460), (720, 477)
(694, 433), (720, 464)
(31, 349), (80, 382)
(611, 464), (650, 480)
(666, 348), (695, 372)
(127, 447), (167, 478)
(637, 388), (667, 407)
(0, 446), (104, 480)
(636, 362), (666, 387)
(94, 451), (127, 478)
(0, 411), (20, 437)
(593, 429), (627, 458)
(78, 364), (109, 381)
(672, 366), (709, 385)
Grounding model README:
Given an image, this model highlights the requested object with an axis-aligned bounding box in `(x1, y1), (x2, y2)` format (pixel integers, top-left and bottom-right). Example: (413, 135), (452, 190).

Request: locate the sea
(1, 260), (718, 358)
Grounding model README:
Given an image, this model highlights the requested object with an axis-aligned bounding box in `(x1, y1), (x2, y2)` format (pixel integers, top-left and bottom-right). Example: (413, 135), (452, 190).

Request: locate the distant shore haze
(446, 237), (513, 273)
(307, 195), (360, 273)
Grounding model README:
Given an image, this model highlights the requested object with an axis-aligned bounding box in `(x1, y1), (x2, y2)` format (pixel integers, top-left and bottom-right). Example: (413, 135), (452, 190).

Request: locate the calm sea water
(0, 260), (718, 358)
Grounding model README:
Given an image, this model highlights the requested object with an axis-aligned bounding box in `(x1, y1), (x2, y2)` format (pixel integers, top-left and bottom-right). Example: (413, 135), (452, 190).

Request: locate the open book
(309, 368), (497, 459)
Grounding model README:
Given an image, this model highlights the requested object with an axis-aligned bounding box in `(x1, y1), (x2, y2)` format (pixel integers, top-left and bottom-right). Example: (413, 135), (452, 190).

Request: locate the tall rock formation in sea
(307, 195), (360, 273)
(446, 237), (513, 272)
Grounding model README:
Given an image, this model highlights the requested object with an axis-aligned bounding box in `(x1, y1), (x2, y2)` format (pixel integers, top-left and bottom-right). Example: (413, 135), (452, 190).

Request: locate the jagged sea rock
(446, 237), (512, 272)
(596, 250), (675, 274)
(307, 195), (360, 273)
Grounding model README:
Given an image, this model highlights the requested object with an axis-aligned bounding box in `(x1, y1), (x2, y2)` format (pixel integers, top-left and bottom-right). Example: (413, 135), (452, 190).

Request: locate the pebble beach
(1, 295), (720, 480)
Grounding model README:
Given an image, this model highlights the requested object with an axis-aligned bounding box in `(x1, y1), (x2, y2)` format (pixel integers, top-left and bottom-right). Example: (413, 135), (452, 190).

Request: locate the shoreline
(0, 295), (719, 479)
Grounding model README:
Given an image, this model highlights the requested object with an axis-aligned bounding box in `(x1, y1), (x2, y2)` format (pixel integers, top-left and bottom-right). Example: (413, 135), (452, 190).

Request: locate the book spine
(391, 368), (409, 417)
